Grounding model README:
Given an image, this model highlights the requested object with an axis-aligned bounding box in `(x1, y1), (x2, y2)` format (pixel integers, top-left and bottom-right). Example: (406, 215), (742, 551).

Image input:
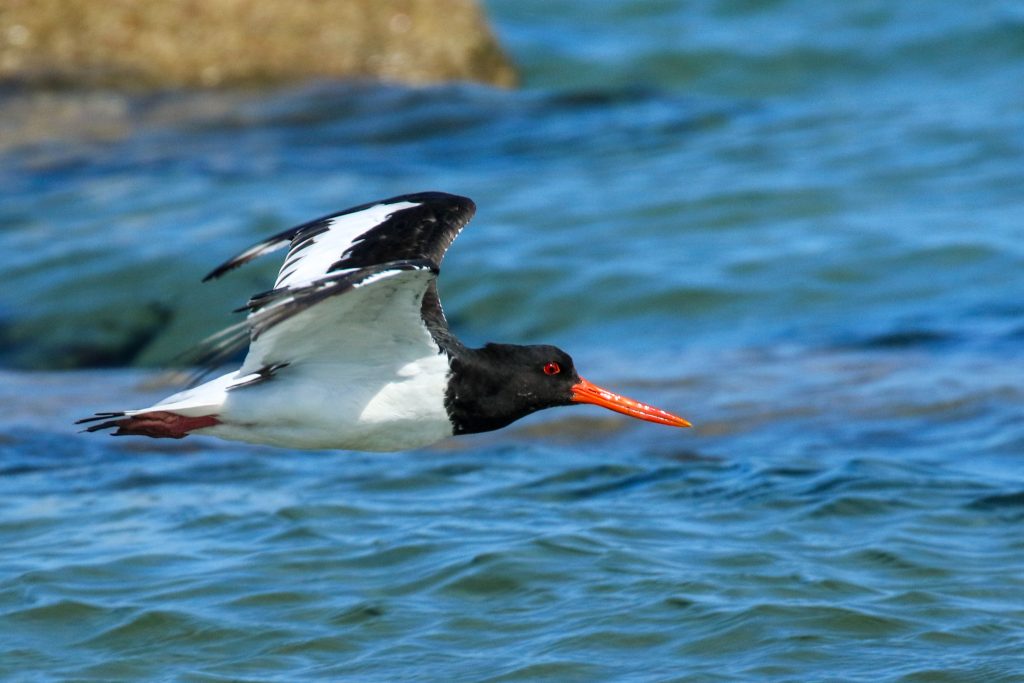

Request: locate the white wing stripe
(274, 201), (420, 289)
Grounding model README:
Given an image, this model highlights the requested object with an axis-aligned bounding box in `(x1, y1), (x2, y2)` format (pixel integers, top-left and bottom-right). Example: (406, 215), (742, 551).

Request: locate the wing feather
(237, 261), (440, 377)
(188, 192), (473, 380)
(203, 192), (475, 288)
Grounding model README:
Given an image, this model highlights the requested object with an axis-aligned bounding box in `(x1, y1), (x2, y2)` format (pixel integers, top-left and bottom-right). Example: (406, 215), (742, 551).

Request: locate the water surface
(2, 1), (1023, 679)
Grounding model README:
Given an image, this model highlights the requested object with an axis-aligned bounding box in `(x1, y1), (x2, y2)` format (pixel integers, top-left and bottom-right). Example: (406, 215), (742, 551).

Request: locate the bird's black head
(445, 343), (580, 435)
(445, 342), (691, 436)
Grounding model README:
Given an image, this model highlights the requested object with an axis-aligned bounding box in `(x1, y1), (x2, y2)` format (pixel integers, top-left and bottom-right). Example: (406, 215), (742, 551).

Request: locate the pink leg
(110, 411), (221, 439)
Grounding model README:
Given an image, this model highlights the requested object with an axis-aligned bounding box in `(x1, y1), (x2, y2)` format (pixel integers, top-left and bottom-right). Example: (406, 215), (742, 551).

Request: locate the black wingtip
(203, 255), (258, 281)
(75, 411), (126, 425)
(203, 260), (243, 282)
(76, 412), (128, 433)
(392, 191), (475, 212)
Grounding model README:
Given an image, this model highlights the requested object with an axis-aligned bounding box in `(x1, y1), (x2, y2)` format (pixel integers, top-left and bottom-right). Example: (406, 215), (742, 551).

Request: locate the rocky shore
(0, 0), (517, 89)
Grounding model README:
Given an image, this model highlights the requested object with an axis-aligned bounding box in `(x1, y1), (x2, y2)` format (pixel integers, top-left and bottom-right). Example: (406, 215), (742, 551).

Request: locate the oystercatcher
(78, 192), (690, 450)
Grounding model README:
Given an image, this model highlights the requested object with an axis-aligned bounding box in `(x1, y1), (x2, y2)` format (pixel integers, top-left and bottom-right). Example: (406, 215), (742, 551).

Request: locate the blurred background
(2, 1), (1023, 680)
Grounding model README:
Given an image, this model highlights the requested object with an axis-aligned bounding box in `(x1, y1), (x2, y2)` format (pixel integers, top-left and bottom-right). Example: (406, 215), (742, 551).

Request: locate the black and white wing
(204, 191), (475, 286)
(192, 192), (475, 377)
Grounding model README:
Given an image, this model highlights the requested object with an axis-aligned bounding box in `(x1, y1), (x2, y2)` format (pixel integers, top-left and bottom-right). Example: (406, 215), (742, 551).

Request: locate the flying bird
(78, 192), (690, 450)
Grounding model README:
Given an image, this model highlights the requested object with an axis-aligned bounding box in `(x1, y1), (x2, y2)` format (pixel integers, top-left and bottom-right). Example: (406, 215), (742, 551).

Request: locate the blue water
(3, 1), (1024, 679)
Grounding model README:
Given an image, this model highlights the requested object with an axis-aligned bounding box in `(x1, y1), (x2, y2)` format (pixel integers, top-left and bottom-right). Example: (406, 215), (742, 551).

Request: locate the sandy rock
(0, 0), (517, 89)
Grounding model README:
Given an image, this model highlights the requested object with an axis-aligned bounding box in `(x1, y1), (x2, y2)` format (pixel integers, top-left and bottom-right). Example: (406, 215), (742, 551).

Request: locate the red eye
(543, 362), (561, 376)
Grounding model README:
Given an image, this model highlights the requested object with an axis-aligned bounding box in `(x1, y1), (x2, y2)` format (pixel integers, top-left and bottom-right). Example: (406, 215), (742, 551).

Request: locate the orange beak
(570, 377), (691, 428)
